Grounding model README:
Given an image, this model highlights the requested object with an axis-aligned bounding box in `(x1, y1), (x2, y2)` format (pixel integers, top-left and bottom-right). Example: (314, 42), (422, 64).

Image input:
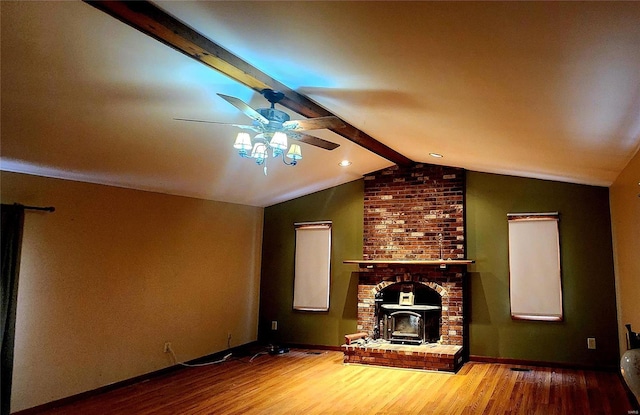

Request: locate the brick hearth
(343, 343), (463, 372)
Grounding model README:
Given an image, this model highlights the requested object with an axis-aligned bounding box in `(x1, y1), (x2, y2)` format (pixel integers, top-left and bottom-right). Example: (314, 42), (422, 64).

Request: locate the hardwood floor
(29, 349), (634, 414)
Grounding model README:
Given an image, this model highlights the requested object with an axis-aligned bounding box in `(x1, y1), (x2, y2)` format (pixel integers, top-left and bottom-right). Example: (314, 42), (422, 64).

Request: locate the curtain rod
(507, 212), (558, 218)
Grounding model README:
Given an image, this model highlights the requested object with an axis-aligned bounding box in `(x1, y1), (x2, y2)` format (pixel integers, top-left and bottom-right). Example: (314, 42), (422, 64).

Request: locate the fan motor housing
(257, 108), (290, 129)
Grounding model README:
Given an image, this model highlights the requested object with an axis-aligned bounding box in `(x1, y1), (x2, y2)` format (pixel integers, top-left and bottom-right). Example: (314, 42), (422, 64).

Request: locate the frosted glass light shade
(233, 132), (252, 150)
(286, 144), (302, 160)
(269, 132), (288, 150)
(251, 142), (268, 159)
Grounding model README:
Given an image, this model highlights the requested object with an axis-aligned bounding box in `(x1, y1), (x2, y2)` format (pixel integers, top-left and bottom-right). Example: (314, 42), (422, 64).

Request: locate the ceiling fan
(175, 89), (343, 174)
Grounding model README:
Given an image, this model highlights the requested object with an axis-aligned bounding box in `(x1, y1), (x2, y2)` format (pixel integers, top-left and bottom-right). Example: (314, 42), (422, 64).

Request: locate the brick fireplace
(343, 164), (469, 372)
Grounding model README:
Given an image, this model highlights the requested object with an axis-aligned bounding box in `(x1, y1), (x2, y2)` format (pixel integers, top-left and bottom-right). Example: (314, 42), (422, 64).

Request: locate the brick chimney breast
(363, 164), (465, 261)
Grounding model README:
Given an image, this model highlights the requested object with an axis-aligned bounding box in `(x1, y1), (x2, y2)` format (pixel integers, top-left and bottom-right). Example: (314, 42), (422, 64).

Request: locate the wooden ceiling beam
(84, 0), (414, 166)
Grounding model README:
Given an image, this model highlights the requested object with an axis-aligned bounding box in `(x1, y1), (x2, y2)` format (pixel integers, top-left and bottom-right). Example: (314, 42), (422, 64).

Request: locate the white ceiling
(2, 1), (640, 207)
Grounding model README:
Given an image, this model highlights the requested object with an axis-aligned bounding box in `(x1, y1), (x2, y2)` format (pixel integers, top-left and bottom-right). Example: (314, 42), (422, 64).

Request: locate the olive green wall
(466, 171), (619, 367)
(259, 180), (363, 347)
(260, 170), (620, 368)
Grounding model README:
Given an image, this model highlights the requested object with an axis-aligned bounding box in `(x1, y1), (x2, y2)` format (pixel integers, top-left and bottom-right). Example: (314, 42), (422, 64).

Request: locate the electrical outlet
(271, 320), (278, 330)
(587, 337), (596, 350)
(164, 342), (171, 353)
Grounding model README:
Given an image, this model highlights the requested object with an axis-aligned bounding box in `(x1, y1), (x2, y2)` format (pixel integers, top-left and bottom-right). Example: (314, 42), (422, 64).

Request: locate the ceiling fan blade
(174, 117), (229, 125)
(173, 118), (261, 132)
(289, 132), (340, 151)
(217, 93), (269, 125)
(282, 116), (345, 132)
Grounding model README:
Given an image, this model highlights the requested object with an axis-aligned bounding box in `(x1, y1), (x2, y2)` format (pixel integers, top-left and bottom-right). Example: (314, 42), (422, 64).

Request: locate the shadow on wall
(342, 272), (359, 321)
(468, 271), (501, 357)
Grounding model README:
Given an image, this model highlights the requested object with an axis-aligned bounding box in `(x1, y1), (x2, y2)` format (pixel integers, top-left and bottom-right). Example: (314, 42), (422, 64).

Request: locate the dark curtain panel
(1, 204), (25, 415)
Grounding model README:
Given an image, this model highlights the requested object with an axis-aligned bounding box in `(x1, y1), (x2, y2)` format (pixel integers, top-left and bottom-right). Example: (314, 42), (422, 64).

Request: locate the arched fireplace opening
(375, 282), (442, 345)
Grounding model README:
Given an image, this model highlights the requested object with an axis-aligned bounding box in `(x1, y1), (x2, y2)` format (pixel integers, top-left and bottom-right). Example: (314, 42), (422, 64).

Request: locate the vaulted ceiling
(2, 1), (640, 207)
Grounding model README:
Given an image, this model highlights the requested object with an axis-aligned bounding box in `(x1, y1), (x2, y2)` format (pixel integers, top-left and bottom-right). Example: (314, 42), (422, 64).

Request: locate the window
(508, 213), (563, 321)
(293, 221), (332, 311)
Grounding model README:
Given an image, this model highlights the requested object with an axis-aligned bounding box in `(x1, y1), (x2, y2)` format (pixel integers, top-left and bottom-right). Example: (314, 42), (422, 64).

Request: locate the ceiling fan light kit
(181, 89), (343, 174)
(234, 131), (302, 174)
(218, 89), (343, 174)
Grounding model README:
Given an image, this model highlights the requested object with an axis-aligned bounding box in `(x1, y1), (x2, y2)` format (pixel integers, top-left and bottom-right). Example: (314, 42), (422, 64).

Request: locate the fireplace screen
(389, 311), (422, 344)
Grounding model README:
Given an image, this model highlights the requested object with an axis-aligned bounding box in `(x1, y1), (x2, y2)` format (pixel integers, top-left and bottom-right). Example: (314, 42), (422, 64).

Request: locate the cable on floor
(167, 344), (232, 367)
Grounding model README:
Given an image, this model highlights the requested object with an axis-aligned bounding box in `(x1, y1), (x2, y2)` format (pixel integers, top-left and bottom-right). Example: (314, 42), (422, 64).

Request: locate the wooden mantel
(343, 259), (474, 266)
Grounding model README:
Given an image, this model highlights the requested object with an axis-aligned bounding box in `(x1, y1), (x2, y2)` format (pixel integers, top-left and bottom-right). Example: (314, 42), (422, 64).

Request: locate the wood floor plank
(25, 349), (634, 415)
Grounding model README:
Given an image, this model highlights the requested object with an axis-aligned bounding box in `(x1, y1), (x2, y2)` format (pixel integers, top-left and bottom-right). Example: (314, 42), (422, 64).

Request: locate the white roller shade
(508, 213), (563, 321)
(293, 222), (332, 311)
